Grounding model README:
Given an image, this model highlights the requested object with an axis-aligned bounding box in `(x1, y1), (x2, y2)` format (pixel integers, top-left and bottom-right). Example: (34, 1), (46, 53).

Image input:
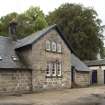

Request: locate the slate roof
(0, 24), (85, 69)
(71, 54), (90, 71)
(15, 24), (74, 53)
(85, 59), (105, 66)
(15, 25), (56, 49)
(0, 36), (27, 69)
(0, 24), (75, 69)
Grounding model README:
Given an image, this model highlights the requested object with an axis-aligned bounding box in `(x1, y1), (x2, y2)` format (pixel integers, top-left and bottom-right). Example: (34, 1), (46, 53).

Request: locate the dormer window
(46, 40), (51, 51)
(52, 42), (56, 52)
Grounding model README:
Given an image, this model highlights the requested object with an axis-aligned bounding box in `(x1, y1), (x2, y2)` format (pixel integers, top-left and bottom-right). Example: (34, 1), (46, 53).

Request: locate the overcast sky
(0, 0), (105, 35)
(0, 0), (105, 24)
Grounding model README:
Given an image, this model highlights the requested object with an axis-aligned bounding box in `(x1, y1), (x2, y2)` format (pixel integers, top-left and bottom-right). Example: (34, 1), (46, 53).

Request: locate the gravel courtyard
(0, 86), (105, 105)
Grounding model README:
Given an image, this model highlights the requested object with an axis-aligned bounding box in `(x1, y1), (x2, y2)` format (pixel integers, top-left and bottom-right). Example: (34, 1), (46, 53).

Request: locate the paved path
(0, 86), (105, 105)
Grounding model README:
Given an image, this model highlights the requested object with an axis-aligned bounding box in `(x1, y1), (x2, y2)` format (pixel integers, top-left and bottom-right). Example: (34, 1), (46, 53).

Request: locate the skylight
(0, 56), (2, 60)
(11, 56), (18, 61)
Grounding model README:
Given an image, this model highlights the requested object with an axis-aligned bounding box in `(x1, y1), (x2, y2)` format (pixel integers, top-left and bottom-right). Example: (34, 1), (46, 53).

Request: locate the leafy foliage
(0, 6), (48, 38)
(47, 3), (105, 60)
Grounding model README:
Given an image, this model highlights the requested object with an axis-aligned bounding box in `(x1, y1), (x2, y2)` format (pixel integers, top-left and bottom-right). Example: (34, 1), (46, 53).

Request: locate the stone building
(85, 60), (105, 85)
(71, 54), (90, 87)
(0, 22), (90, 93)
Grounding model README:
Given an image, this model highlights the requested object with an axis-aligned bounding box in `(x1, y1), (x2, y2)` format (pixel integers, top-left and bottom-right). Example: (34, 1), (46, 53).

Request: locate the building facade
(0, 25), (72, 93)
(71, 54), (90, 87)
(85, 60), (105, 85)
(16, 27), (72, 91)
(0, 24), (90, 93)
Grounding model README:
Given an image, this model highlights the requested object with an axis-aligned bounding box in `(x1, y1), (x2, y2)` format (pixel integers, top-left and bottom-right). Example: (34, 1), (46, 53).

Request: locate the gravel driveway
(0, 86), (105, 105)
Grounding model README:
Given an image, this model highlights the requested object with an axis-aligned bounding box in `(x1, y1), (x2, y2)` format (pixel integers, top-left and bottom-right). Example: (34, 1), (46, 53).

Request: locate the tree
(17, 6), (48, 38)
(47, 3), (104, 60)
(0, 6), (48, 38)
(0, 12), (18, 36)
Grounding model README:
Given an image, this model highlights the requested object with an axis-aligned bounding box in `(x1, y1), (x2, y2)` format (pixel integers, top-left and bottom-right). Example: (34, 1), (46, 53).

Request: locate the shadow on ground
(60, 93), (105, 105)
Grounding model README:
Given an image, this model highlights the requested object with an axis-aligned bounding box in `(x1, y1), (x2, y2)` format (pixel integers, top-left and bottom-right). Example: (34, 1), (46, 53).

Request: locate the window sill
(45, 75), (63, 78)
(57, 75), (63, 78)
(45, 50), (62, 54)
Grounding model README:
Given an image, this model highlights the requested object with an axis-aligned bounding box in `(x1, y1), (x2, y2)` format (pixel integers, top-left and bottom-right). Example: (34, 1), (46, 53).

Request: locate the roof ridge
(15, 24), (57, 49)
(19, 24), (57, 41)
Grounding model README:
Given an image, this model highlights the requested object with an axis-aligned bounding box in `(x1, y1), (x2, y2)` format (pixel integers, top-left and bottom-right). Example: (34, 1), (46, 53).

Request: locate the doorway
(104, 70), (105, 84)
(92, 70), (97, 84)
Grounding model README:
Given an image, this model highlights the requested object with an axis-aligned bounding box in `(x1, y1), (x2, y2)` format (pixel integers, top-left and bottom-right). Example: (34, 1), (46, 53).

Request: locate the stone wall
(18, 29), (72, 91)
(17, 46), (32, 68)
(74, 71), (90, 87)
(89, 66), (105, 85)
(0, 69), (32, 93)
(97, 67), (104, 85)
(31, 29), (71, 91)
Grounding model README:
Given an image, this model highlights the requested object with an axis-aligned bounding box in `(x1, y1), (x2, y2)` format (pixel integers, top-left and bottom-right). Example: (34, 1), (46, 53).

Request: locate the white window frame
(57, 62), (62, 77)
(52, 41), (57, 52)
(46, 40), (51, 51)
(57, 43), (62, 53)
(46, 63), (51, 77)
(52, 63), (57, 76)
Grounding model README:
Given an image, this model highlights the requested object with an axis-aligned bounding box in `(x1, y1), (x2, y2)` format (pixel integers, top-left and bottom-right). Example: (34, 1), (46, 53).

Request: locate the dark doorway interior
(104, 70), (105, 84)
(71, 67), (74, 83)
(92, 70), (97, 84)
(71, 66), (75, 88)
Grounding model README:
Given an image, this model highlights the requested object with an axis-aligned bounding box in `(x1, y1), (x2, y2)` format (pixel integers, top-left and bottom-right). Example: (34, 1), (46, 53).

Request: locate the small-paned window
(46, 61), (62, 77)
(46, 40), (51, 51)
(57, 43), (62, 53)
(52, 42), (57, 52)
(46, 63), (51, 76)
(52, 63), (56, 76)
(57, 62), (62, 76)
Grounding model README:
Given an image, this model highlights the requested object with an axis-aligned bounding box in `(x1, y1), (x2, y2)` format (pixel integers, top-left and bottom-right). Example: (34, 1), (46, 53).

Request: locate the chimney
(9, 18), (18, 41)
